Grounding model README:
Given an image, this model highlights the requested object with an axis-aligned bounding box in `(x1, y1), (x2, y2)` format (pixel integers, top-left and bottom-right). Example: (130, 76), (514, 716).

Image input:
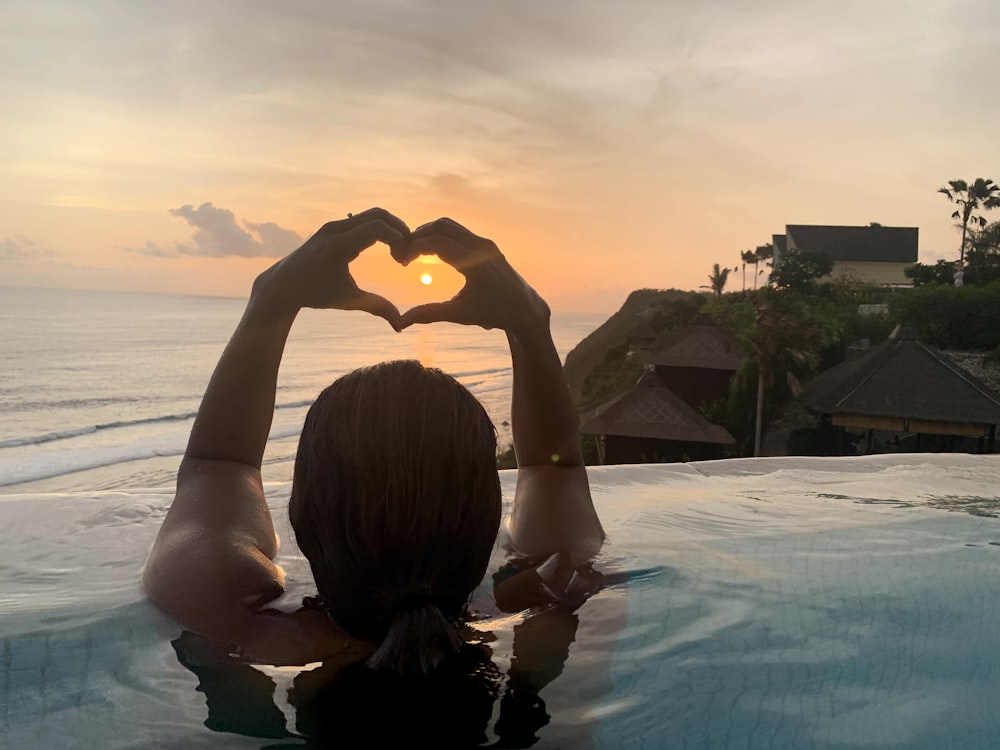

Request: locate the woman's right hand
(250, 208), (409, 329)
(394, 218), (550, 337)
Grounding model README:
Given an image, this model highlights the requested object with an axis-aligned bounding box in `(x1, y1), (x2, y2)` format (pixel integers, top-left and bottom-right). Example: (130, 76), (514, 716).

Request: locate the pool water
(3, 454), (1000, 748)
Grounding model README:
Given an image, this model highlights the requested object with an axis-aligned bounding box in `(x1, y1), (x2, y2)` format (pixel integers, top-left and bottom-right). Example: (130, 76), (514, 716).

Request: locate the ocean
(0, 286), (607, 493)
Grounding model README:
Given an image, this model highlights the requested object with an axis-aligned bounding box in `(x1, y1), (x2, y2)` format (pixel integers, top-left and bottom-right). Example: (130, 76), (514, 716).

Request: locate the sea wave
(0, 382), (513, 487)
(0, 399), (315, 450)
(0, 393), (169, 415)
(0, 426), (99, 449)
(0, 424), (306, 488)
(450, 366), (511, 380)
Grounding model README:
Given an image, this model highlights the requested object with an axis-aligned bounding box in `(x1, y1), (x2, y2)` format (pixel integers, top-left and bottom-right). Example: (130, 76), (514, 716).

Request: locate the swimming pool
(3, 454), (999, 748)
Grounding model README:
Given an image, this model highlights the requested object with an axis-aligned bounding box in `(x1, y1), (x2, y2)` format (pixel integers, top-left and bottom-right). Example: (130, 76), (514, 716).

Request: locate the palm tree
(740, 250), (756, 291)
(752, 243), (773, 289)
(703, 263), (730, 299)
(938, 178), (1000, 267)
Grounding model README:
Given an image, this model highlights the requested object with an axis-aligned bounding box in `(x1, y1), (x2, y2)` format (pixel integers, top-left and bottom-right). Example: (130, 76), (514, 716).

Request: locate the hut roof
(580, 371), (735, 444)
(644, 315), (743, 370)
(800, 325), (1000, 423)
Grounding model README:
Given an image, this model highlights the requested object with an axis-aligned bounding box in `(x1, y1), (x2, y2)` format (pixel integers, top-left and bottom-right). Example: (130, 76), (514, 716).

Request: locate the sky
(1, 0), (997, 313)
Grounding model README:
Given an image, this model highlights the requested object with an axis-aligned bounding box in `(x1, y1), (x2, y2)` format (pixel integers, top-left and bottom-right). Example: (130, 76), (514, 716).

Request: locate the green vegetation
(563, 277), (913, 460)
(705, 278), (894, 452)
(563, 288), (705, 406)
(769, 247), (834, 291)
(890, 281), (1000, 350)
(906, 220), (1000, 287)
(905, 259), (960, 286)
(938, 177), (1000, 266)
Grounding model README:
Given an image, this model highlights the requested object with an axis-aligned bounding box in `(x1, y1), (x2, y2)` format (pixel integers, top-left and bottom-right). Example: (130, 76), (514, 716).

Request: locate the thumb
(399, 300), (470, 329)
(346, 291), (403, 332)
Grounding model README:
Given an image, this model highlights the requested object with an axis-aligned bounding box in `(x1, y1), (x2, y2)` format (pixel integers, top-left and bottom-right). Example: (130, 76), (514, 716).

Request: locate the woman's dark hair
(289, 360), (502, 677)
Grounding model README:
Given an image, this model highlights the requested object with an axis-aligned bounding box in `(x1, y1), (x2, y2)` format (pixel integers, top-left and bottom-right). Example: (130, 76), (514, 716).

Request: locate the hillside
(562, 282), (1000, 461)
(563, 288), (707, 408)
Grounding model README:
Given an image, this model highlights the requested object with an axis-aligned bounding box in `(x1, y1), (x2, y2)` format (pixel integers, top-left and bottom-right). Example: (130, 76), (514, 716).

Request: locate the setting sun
(420, 273), (433, 286)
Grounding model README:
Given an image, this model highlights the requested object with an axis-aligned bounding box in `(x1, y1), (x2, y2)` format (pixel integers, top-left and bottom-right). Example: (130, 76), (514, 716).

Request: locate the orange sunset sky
(1, 0), (997, 313)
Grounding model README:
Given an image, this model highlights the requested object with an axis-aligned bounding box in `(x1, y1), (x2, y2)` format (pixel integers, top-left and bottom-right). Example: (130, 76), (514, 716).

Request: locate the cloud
(129, 203), (303, 258)
(429, 172), (474, 196)
(124, 240), (182, 259)
(0, 236), (54, 262)
(243, 220), (303, 255)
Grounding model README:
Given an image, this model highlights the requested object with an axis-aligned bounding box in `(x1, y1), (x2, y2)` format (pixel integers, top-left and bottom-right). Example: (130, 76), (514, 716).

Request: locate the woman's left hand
(393, 217), (550, 338)
(250, 208), (409, 329)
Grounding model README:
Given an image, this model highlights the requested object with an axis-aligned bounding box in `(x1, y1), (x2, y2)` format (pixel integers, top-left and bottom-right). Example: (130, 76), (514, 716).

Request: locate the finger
(323, 209), (410, 258)
(390, 228), (432, 267)
(406, 237), (497, 280)
(334, 219), (407, 262)
(399, 301), (474, 329)
(389, 218), (454, 266)
(393, 217), (490, 266)
(405, 233), (475, 271)
(391, 235), (419, 266)
(336, 207), (410, 238)
(411, 217), (495, 252)
(344, 290), (403, 331)
(397, 218), (495, 269)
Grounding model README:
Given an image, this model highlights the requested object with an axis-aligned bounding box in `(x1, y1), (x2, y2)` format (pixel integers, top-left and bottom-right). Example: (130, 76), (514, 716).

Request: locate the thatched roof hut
(800, 324), (1000, 449)
(643, 315), (743, 371)
(580, 371), (734, 464)
(630, 315), (744, 411)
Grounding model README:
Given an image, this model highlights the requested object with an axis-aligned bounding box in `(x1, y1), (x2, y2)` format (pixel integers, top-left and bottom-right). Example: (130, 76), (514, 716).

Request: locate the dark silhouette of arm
(143, 209), (407, 659)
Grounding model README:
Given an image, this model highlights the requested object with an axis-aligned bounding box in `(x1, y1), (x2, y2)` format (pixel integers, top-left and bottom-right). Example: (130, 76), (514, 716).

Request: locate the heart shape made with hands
(333, 212), (540, 332)
(348, 244), (465, 323)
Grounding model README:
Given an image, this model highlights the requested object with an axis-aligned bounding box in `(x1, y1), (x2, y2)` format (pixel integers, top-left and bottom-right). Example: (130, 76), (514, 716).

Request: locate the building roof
(580, 371), (735, 444)
(800, 325), (1000, 424)
(785, 225), (918, 263)
(643, 315), (743, 370)
(772, 234), (787, 255)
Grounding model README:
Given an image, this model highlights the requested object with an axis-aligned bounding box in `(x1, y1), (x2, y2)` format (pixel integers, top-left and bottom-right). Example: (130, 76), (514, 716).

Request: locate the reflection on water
(169, 605), (589, 748)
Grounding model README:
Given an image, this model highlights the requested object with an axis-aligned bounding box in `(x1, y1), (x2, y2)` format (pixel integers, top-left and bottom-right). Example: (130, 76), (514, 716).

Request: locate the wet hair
(289, 360), (502, 678)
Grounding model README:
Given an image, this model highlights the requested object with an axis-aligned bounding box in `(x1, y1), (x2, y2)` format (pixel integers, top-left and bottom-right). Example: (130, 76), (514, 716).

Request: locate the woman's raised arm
(142, 209), (408, 655)
(398, 218), (605, 564)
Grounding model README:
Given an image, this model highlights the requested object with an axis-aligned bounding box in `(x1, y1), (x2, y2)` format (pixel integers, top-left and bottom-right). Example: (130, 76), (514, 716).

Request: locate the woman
(142, 207), (605, 677)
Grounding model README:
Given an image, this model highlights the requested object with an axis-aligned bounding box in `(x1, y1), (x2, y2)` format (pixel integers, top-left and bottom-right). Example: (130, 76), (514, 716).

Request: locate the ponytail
(366, 598), (463, 678)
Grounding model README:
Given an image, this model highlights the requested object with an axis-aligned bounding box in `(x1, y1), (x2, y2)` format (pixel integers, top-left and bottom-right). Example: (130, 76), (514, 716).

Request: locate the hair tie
(392, 591), (436, 613)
